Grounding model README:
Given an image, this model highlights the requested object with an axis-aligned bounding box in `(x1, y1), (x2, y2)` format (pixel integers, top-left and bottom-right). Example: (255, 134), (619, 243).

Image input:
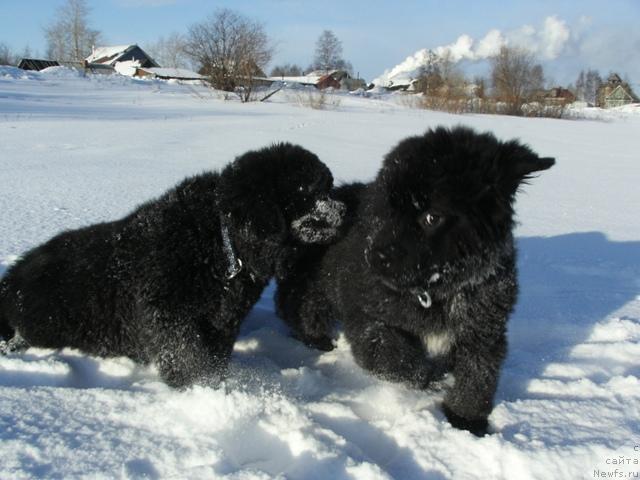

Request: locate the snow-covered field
(1, 66), (639, 480)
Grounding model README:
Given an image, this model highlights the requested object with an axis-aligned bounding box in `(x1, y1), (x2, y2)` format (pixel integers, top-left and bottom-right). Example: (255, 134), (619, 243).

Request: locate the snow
(291, 198), (345, 244)
(265, 74), (322, 86)
(86, 45), (134, 64)
(1, 65), (40, 80)
(1, 66), (640, 479)
(114, 60), (141, 77)
(141, 67), (204, 80)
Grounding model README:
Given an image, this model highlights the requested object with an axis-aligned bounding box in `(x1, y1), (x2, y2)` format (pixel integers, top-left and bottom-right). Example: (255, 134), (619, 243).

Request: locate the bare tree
(576, 69), (602, 105)
(233, 17), (273, 101)
(45, 24), (66, 61)
(490, 46), (544, 115)
(145, 33), (191, 69)
(574, 70), (586, 101)
(20, 45), (34, 60)
(44, 0), (101, 62)
(415, 50), (443, 95)
(270, 63), (303, 77)
(312, 30), (352, 73)
(0, 44), (36, 66)
(184, 8), (273, 101)
(473, 76), (487, 100)
(414, 50), (469, 112)
(0, 43), (17, 65)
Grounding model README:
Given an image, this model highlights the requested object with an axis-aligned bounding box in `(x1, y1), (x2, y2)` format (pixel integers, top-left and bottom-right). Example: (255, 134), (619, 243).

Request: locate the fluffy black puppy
(276, 127), (554, 435)
(0, 143), (344, 388)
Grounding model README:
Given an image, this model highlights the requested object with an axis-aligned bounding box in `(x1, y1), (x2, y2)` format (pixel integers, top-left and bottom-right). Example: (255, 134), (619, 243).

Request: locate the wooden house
(262, 70), (365, 91)
(135, 67), (204, 81)
(85, 45), (159, 71)
(538, 87), (576, 106)
(18, 59), (60, 71)
(307, 70), (366, 91)
(603, 85), (637, 108)
(316, 72), (342, 90)
(597, 73), (638, 108)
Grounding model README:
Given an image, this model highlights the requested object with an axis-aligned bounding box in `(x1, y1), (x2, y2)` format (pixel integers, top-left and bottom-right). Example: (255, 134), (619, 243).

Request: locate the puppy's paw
(0, 334), (29, 355)
(442, 404), (489, 437)
(412, 362), (449, 390)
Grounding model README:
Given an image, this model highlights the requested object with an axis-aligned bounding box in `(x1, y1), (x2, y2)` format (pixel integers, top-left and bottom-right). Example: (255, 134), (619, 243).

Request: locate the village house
(315, 70), (366, 91)
(597, 73), (639, 108)
(17, 59), (60, 71)
(134, 67), (204, 81)
(265, 70), (366, 91)
(84, 45), (202, 81)
(84, 44), (158, 76)
(539, 87), (576, 106)
(85, 45), (158, 70)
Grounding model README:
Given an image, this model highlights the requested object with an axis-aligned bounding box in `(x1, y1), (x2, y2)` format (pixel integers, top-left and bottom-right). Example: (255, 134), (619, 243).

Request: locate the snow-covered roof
(265, 74), (323, 85)
(86, 45), (135, 65)
(267, 70), (349, 84)
(264, 70), (358, 90)
(371, 49), (432, 88)
(140, 67), (204, 80)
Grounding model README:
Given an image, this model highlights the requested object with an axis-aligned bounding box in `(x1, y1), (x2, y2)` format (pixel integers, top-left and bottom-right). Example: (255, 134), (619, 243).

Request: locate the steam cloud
(373, 16), (571, 87)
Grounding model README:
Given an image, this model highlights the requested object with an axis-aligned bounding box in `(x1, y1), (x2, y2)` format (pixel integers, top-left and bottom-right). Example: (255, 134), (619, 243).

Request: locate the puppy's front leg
(345, 320), (443, 389)
(442, 334), (507, 436)
(275, 279), (336, 351)
(151, 313), (235, 389)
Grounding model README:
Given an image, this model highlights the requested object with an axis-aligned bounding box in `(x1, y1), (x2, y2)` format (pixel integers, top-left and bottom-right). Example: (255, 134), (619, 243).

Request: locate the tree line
(409, 45), (629, 116)
(0, 0), (632, 112)
(404, 46), (547, 115)
(1, 0), (352, 102)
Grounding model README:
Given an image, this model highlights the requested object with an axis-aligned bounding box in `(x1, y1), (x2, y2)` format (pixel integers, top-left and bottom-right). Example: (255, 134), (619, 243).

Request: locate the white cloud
(433, 34), (475, 62)
(475, 29), (505, 59)
(373, 14), (640, 87)
(476, 16), (571, 60)
(536, 16), (571, 59)
(431, 16), (572, 63)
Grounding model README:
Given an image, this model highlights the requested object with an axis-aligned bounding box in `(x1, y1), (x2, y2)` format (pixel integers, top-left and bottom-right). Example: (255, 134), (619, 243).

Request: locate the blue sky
(1, 0), (639, 85)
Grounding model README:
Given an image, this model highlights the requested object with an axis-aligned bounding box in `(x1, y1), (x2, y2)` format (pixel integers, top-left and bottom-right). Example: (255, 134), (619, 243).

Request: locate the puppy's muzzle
(366, 239), (429, 292)
(292, 198), (346, 244)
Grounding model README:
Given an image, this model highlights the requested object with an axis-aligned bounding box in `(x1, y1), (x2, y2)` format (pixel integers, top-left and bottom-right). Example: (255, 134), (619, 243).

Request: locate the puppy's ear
(218, 158), (287, 240)
(239, 199), (287, 239)
(500, 141), (555, 190)
(513, 154), (555, 179)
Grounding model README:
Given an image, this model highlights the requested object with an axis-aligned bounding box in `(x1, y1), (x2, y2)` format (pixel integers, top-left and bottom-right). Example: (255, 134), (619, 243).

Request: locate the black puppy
(276, 127), (554, 435)
(0, 143), (344, 388)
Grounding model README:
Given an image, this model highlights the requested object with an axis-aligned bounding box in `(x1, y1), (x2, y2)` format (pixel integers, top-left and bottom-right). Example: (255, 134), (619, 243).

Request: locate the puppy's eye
(418, 212), (444, 229)
(299, 184), (316, 195)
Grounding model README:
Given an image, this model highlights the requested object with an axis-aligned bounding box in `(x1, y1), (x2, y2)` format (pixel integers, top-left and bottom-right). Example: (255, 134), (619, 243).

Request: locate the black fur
(276, 126), (554, 435)
(0, 143), (344, 388)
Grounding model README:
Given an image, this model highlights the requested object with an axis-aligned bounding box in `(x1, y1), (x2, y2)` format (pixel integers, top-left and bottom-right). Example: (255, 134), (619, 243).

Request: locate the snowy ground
(1, 66), (639, 479)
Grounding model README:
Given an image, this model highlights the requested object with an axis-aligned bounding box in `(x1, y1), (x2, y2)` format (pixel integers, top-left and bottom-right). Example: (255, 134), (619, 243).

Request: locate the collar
(410, 287), (433, 309)
(219, 211), (243, 280)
